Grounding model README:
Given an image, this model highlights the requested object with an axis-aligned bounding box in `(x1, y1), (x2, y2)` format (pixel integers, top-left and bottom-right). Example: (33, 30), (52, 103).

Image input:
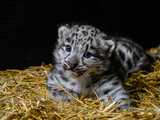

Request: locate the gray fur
(47, 24), (153, 109)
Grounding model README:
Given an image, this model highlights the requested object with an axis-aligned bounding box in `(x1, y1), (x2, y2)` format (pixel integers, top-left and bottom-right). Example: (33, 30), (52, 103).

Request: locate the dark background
(0, 1), (159, 69)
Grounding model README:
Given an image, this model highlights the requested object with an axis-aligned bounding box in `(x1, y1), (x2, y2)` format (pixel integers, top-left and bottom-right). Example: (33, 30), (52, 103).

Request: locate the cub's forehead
(66, 26), (95, 45)
(67, 25), (100, 43)
(59, 24), (109, 49)
(70, 25), (100, 36)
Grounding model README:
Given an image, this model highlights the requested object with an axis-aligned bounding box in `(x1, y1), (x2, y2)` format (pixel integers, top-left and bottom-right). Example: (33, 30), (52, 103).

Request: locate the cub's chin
(70, 70), (90, 81)
(71, 68), (99, 80)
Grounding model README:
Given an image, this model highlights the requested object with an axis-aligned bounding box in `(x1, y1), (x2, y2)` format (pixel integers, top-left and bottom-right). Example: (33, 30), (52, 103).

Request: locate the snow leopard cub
(47, 24), (153, 109)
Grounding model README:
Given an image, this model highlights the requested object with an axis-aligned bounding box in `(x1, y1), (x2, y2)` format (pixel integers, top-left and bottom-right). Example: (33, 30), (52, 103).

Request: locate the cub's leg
(47, 72), (79, 102)
(94, 74), (130, 109)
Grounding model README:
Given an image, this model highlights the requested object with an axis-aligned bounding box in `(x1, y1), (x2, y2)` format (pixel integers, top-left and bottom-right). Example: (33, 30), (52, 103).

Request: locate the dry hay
(0, 51), (160, 120)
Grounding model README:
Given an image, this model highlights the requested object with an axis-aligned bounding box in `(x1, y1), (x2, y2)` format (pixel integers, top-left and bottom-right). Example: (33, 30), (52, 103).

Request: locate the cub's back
(112, 37), (154, 75)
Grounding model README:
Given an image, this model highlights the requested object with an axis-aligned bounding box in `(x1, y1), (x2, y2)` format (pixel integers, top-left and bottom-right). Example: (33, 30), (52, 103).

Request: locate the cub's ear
(58, 25), (70, 40)
(104, 40), (115, 57)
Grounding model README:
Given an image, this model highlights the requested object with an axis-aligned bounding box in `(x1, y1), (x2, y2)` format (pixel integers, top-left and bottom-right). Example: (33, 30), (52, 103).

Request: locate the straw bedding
(0, 48), (160, 120)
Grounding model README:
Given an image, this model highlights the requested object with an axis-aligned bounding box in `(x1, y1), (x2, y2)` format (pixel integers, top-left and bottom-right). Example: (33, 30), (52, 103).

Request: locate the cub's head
(54, 24), (115, 77)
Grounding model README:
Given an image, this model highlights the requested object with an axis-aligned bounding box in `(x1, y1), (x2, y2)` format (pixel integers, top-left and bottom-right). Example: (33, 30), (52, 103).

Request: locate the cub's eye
(65, 45), (71, 52)
(84, 52), (94, 58)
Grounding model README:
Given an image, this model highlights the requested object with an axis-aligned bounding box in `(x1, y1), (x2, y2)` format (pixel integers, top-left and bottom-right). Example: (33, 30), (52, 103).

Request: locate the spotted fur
(47, 24), (153, 109)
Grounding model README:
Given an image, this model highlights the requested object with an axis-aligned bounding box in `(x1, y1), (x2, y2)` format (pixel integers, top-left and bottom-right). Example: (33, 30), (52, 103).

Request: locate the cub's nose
(63, 60), (78, 70)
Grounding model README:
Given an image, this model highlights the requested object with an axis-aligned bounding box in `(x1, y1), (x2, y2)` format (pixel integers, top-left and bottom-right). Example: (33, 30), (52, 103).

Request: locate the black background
(0, 1), (160, 69)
